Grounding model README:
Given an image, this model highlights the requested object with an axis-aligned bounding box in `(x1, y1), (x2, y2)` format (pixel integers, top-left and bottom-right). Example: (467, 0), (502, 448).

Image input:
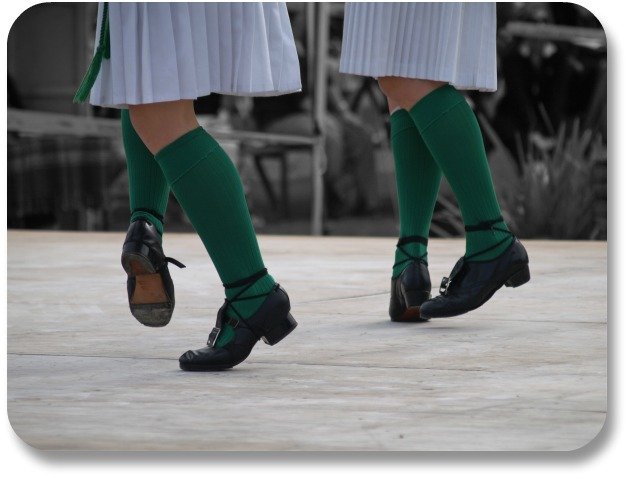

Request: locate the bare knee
(386, 97), (403, 115)
(378, 76), (403, 100)
(129, 100), (199, 154)
(378, 77), (447, 110)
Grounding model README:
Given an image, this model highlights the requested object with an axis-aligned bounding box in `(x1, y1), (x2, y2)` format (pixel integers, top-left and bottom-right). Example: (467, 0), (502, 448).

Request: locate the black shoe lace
(132, 208), (165, 224)
(440, 216), (515, 295)
(164, 256), (186, 269)
(393, 235), (428, 269)
(207, 268), (275, 347)
(131, 211), (186, 269)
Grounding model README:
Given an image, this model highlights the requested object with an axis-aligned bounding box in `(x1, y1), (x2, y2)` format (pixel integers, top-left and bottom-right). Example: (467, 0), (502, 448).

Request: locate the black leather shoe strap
(440, 218), (516, 294)
(132, 208), (165, 224)
(464, 236), (515, 261)
(209, 299), (268, 347)
(463, 217), (515, 262)
(208, 310), (244, 347)
(464, 216), (504, 232)
(440, 257), (466, 295)
(210, 283), (282, 348)
(397, 235), (428, 247)
(221, 269), (272, 321)
(394, 236), (428, 269)
(223, 268), (268, 289)
(165, 256), (186, 269)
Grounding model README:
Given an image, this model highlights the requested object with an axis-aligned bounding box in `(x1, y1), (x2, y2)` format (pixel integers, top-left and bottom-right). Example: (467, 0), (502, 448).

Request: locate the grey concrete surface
(7, 231), (607, 450)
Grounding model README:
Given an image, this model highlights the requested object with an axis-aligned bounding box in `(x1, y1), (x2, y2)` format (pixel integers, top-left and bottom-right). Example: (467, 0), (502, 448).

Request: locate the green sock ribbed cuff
(155, 127), (220, 183)
(390, 108), (416, 137)
(409, 85), (466, 133)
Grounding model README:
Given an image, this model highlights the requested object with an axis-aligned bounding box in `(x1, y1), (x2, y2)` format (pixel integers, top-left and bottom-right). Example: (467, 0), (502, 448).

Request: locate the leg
(128, 100), (200, 154)
(130, 100), (295, 360)
(378, 77), (446, 111)
(380, 89), (442, 322)
(381, 92), (442, 278)
(120, 110), (179, 327)
(380, 77), (512, 261)
(121, 109), (170, 235)
(380, 78), (529, 318)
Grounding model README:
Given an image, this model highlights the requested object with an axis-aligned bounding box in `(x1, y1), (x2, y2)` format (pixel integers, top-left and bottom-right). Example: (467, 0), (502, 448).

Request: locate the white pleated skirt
(340, 2), (497, 91)
(90, 2), (302, 108)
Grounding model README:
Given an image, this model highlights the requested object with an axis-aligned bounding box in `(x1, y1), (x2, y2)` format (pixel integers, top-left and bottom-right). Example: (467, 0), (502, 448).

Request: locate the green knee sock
(390, 109), (442, 277)
(409, 85), (513, 261)
(155, 127), (276, 347)
(121, 110), (169, 236)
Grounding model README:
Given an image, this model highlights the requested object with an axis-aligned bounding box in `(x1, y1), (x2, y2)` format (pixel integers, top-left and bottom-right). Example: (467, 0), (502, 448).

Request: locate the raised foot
(179, 285), (297, 372)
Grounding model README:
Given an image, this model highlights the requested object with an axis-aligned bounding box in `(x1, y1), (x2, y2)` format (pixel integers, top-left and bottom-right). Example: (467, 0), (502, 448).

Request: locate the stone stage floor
(7, 231), (607, 450)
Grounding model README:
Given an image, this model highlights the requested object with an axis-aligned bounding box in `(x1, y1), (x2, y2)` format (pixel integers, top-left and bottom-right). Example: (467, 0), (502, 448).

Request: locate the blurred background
(7, 2), (606, 240)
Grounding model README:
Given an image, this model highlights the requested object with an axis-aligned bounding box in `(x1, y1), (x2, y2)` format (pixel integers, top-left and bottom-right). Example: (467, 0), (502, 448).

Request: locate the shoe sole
(179, 313), (298, 372)
(423, 264), (530, 319)
(122, 252), (173, 327)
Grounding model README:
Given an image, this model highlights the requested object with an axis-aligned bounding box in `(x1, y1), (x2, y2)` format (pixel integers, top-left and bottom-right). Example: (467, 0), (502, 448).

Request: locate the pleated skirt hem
(89, 2), (302, 108)
(94, 85), (303, 110)
(338, 64), (496, 93)
(339, 2), (497, 92)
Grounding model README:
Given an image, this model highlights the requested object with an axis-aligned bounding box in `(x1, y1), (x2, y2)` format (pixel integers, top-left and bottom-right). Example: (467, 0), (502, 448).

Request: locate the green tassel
(73, 3), (110, 104)
(73, 45), (104, 103)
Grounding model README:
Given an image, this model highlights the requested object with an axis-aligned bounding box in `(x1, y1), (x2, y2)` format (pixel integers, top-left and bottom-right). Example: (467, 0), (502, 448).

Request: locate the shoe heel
(505, 265), (530, 288)
(122, 253), (156, 276)
(121, 241), (156, 276)
(262, 312), (298, 346)
(403, 289), (431, 308)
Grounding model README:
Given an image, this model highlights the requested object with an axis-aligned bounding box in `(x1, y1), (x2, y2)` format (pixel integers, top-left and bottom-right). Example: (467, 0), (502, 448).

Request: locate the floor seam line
(8, 353), (607, 376)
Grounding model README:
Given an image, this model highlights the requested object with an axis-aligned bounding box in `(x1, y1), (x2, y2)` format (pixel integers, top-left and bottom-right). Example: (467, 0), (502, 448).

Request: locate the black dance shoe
(121, 218), (185, 327)
(420, 218), (530, 319)
(179, 272), (297, 371)
(389, 236), (431, 322)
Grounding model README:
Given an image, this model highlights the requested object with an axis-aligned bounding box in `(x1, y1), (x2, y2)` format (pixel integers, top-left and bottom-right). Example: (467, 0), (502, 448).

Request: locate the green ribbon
(73, 2), (110, 103)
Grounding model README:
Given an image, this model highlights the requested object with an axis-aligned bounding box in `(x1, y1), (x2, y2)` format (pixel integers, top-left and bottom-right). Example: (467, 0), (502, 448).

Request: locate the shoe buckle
(207, 326), (221, 347)
(440, 257), (466, 295)
(207, 316), (239, 347)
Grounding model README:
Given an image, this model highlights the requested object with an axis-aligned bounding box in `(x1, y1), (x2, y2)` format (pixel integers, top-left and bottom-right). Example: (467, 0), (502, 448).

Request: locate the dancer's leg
(384, 96), (442, 277)
(380, 77), (529, 319)
(121, 110), (169, 235)
(381, 92), (443, 322)
(380, 77), (512, 261)
(130, 100), (277, 347)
